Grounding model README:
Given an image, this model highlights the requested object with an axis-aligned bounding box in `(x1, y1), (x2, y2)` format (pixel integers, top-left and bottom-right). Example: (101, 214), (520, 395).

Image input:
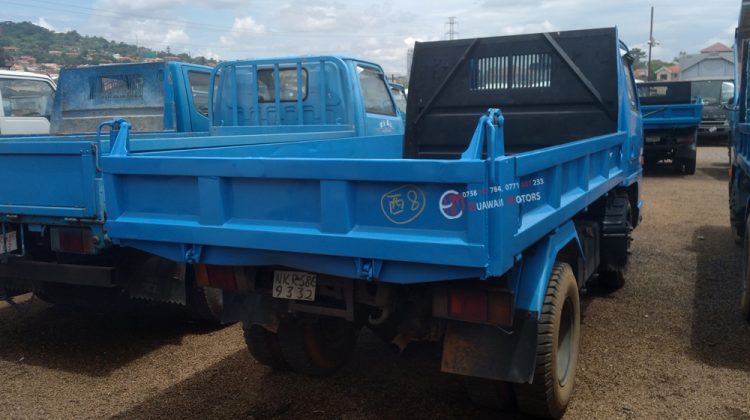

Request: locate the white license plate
(0, 231), (18, 254)
(272, 270), (317, 301)
(645, 136), (661, 143)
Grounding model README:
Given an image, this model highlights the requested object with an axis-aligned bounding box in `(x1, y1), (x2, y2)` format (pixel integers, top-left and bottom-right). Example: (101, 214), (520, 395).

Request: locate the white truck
(0, 70), (56, 135)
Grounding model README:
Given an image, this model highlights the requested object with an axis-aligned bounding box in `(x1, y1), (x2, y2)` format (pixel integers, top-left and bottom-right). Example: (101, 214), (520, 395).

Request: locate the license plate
(0, 231), (18, 254)
(645, 136), (660, 143)
(272, 270), (317, 301)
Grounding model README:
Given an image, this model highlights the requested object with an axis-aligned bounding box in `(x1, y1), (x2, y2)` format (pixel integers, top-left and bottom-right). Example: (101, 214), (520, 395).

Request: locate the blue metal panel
(641, 101), (703, 130)
(510, 220), (581, 314)
(101, 101), (633, 283)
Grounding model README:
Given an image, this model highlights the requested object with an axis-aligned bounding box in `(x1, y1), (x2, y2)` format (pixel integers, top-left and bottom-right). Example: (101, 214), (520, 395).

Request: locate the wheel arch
(512, 220), (583, 317)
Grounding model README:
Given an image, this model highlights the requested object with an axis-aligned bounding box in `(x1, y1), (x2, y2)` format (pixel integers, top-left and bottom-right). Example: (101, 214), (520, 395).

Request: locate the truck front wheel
(514, 262), (580, 419)
(277, 316), (358, 376)
(244, 324), (289, 370)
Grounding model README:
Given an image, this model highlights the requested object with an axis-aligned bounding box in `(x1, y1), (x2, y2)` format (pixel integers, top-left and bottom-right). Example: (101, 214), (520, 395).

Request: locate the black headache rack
(404, 27), (620, 158)
(637, 81), (693, 106)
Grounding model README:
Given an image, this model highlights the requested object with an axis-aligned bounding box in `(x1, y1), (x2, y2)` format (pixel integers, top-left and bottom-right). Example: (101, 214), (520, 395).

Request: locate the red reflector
(205, 265), (237, 290)
(51, 228), (93, 254)
(449, 289), (488, 322)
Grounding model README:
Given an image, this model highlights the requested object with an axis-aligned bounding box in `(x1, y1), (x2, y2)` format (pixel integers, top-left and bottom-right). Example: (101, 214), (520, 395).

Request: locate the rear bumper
(0, 260), (117, 291)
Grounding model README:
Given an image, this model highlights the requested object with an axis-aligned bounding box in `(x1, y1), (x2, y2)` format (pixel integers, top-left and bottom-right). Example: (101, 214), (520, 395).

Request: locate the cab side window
(357, 66), (396, 116)
(623, 63), (638, 111)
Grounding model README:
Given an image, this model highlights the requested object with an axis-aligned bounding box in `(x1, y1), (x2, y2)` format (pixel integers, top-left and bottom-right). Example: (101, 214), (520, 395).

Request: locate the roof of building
(701, 42), (732, 53)
(679, 51), (733, 72)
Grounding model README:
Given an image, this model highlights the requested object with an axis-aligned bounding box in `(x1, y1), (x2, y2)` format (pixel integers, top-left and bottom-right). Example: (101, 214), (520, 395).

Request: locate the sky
(1, 0), (742, 75)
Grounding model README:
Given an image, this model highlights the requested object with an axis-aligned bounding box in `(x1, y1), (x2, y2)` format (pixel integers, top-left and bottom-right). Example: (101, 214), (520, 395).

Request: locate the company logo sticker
(439, 190), (465, 219)
(381, 185), (426, 225)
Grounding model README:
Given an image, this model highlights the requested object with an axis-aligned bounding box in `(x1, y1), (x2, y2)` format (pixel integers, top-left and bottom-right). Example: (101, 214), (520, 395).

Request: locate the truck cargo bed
(102, 116), (629, 283)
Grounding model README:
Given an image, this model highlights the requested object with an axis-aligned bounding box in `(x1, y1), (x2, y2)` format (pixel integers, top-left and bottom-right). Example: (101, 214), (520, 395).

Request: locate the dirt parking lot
(1, 146), (749, 419)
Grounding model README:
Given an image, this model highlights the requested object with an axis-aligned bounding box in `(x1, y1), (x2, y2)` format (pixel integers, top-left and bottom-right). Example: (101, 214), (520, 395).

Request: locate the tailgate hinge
(355, 258), (383, 280)
(183, 244), (204, 264)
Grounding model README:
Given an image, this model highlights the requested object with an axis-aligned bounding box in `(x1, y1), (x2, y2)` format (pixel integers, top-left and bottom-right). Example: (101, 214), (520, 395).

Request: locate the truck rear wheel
(244, 324), (289, 370)
(742, 216), (750, 323)
(277, 316), (358, 376)
(514, 262), (580, 419)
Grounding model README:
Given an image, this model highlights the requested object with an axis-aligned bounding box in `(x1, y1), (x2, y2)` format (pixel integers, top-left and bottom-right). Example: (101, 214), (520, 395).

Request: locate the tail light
(50, 227), (94, 254)
(448, 289), (513, 326)
(195, 264), (237, 290)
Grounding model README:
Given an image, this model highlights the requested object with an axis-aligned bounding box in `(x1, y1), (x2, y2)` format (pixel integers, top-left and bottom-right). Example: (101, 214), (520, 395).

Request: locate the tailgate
(102, 154), (492, 283)
(641, 103), (703, 129)
(0, 140), (100, 220)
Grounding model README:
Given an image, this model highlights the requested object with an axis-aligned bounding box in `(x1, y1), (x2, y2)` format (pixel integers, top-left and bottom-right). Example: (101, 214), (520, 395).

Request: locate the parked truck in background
(730, 1), (750, 323)
(691, 78), (735, 138)
(0, 70), (56, 135)
(638, 81), (703, 174)
(96, 29), (642, 418)
(0, 61), (223, 320)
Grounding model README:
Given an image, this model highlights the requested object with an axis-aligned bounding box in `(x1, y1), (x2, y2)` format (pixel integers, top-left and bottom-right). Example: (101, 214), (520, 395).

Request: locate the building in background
(678, 42), (734, 80)
(654, 63), (680, 81)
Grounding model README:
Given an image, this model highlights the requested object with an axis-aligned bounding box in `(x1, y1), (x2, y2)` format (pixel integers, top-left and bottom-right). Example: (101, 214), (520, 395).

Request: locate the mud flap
(125, 253), (187, 305)
(441, 312), (538, 384)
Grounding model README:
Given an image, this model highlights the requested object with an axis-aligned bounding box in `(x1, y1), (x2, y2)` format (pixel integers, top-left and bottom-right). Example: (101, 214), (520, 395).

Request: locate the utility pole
(647, 6), (654, 81)
(445, 17), (458, 40)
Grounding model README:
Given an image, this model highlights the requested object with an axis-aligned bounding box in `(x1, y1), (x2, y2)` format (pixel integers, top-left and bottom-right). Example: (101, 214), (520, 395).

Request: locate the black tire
(277, 316), (358, 376)
(598, 269), (625, 291)
(187, 286), (224, 323)
(244, 324), (289, 370)
(514, 262), (580, 419)
(684, 158), (696, 175)
(730, 178), (745, 245)
(742, 216), (750, 323)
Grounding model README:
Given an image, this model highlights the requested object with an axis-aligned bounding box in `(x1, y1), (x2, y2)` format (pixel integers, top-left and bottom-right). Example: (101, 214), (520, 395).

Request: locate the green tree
(629, 47), (647, 70)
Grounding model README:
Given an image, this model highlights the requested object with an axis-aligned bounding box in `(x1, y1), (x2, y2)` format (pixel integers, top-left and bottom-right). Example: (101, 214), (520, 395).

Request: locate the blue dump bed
(102, 120), (629, 288)
(101, 28), (642, 292)
(641, 102), (703, 129)
(639, 81), (703, 129)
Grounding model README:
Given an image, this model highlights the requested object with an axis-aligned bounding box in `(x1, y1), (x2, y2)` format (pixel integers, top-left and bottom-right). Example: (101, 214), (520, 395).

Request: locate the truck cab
(51, 61), (212, 134)
(0, 70), (56, 135)
(690, 78), (734, 137)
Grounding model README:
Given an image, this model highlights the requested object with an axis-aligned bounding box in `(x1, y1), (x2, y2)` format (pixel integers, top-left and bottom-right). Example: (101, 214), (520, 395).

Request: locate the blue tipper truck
(98, 28), (641, 418)
(0, 61), (226, 319)
(730, 1), (750, 323)
(637, 81), (703, 174)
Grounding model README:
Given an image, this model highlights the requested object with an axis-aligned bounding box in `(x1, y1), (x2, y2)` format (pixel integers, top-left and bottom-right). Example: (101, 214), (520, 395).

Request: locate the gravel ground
(1, 146), (749, 419)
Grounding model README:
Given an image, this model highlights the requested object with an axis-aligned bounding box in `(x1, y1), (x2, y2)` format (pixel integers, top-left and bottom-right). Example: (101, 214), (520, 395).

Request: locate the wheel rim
(556, 297), (574, 386)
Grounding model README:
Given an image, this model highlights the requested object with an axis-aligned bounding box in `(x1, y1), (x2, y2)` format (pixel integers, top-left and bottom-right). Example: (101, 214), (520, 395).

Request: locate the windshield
(390, 86), (407, 114)
(691, 80), (734, 105)
(0, 78), (55, 119)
